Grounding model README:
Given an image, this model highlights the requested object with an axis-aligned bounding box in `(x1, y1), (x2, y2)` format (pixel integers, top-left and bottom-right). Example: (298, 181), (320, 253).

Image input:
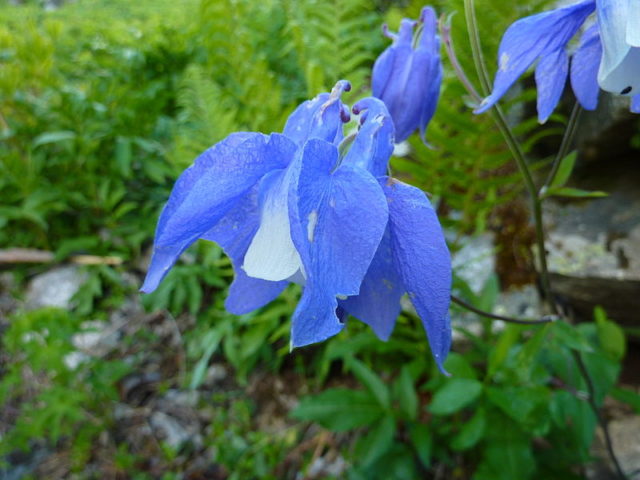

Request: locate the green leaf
(544, 186), (608, 199)
(486, 386), (550, 427)
(487, 325), (524, 379)
(429, 378), (482, 415)
(451, 408), (486, 451)
(189, 328), (224, 390)
(115, 136), (133, 178)
(475, 439), (535, 480)
(549, 151), (577, 189)
(291, 388), (384, 431)
(551, 321), (594, 353)
(347, 358), (390, 409)
(442, 353), (478, 379)
(478, 274), (499, 312)
(594, 307), (626, 361)
(550, 390), (597, 450)
(610, 387), (640, 413)
(395, 367), (418, 421)
(357, 416), (395, 467)
(474, 411), (535, 480)
(33, 130), (76, 148)
(408, 423), (432, 468)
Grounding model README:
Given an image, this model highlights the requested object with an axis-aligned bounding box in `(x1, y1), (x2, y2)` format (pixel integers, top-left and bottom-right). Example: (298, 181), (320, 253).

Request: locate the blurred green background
(1, 0), (638, 478)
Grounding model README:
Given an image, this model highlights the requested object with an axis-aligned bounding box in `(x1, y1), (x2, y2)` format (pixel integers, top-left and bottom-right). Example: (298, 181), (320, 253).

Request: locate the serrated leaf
(291, 388), (384, 431)
(429, 378), (482, 415)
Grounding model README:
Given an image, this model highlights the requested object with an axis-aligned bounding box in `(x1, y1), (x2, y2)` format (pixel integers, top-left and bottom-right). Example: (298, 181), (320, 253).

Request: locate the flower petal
(344, 97), (395, 177)
(202, 186), (287, 314)
(631, 93), (640, 113)
(371, 46), (396, 100)
(282, 80), (351, 146)
(141, 132), (297, 293)
(535, 48), (569, 122)
(289, 139), (389, 346)
(597, 0), (640, 94)
(476, 0), (596, 114)
(372, 19), (415, 100)
(380, 177), (451, 373)
(340, 229), (404, 340)
(570, 24), (602, 110)
(628, 0), (640, 46)
(243, 167), (303, 282)
(417, 6), (442, 144)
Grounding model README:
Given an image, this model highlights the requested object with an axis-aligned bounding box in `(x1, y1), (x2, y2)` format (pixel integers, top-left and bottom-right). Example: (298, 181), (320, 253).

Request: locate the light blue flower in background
(372, 6), (442, 143)
(476, 0), (640, 121)
(141, 81), (452, 372)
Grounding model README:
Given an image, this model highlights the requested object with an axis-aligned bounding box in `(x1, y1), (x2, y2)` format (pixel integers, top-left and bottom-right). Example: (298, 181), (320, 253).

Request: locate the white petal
(628, 0), (640, 46)
(243, 170), (302, 281)
(597, 0), (640, 94)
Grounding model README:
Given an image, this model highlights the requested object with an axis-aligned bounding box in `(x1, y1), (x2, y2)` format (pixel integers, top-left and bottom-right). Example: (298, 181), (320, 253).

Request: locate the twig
(451, 294), (557, 325)
(0, 248), (122, 265)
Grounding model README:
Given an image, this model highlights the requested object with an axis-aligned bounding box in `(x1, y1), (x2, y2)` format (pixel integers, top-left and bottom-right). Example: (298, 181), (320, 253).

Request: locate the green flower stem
(460, 2), (627, 477)
(463, 0), (555, 314)
(542, 102), (583, 191)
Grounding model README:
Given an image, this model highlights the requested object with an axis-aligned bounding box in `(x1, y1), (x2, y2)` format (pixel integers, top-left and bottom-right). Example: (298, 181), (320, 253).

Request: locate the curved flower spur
(476, 0), (640, 120)
(141, 81), (452, 373)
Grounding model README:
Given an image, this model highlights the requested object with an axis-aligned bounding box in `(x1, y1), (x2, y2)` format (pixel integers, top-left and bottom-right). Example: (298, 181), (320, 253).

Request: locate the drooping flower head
(476, 0), (640, 121)
(141, 81), (452, 372)
(372, 6), (443, 143)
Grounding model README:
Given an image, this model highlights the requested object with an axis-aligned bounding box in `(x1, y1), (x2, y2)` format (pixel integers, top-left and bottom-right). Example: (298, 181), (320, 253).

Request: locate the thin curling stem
(451, 295), (557, 325)
(439, 14), (483, 103)
(462, 0), (556, 314)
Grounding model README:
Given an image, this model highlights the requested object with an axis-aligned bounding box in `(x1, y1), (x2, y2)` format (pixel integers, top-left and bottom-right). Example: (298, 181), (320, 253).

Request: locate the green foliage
(292, 302), (628, 479)
(0, 308), (130, 466)
(1, 0), (636, 478)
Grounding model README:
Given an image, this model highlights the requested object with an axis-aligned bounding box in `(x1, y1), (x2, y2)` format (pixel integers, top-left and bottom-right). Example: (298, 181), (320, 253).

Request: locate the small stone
(25, 266), (87, 310)
(150, 411), (192, 450)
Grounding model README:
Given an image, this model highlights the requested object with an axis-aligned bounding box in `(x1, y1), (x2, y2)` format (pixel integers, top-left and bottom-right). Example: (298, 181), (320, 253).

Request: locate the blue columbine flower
(141, 81), (452, 372)
(476, 0), (640, 122)
(372, 6), (443, 143)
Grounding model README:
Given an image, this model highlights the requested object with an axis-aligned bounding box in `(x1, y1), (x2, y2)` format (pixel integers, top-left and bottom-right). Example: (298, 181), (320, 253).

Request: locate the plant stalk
(463, 0), (555, 314)
(451, 295), (557, 325)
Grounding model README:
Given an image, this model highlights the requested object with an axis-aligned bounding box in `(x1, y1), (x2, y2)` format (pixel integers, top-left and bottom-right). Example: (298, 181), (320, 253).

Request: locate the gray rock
(25, 266), (87, 310)
(589, 415), (640, 480)
(451, 233), (496, 295)
(543, 163), (640, 325)
(149, 411), (193, 450)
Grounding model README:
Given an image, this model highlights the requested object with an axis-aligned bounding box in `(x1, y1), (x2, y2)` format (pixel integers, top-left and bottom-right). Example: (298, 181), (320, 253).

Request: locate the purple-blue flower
(141, 81), (452, 372)
(476, 0), (640, 122)
(372, 6), (442, 143)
